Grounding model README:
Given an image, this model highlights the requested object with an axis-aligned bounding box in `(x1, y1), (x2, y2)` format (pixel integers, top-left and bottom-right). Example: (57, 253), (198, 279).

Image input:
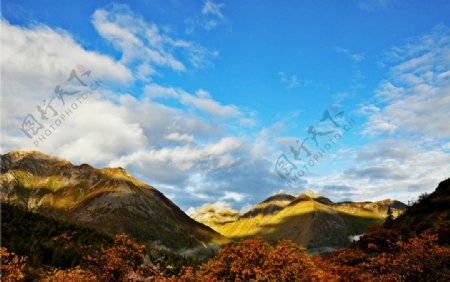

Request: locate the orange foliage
(196, 238), (325, 282)
(321, 233), (450, 281)
(0, 247), (27, 282)
(4, 231), (449, 282)
(165, 233), (450, 282)
(82, 234), (149, 281)
(163, 266), (198, 282)
(314, 248), (371, 282)
(42, 267), (96, 282)
(366, 233), (450, 281)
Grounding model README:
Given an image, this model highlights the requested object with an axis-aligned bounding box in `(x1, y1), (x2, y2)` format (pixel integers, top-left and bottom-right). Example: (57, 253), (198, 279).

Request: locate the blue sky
(1, 0), (450, 212)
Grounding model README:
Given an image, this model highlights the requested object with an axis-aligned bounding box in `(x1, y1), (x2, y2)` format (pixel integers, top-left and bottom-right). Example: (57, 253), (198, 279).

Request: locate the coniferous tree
(384, 206), (394, 227)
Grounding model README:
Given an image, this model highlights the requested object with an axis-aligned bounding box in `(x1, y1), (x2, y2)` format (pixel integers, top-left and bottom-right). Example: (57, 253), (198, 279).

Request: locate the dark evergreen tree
(384, 206), (394, 227)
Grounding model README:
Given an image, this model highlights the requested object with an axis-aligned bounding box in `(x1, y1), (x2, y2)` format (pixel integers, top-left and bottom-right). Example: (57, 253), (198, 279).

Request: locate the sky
(1, 0), (450, 212)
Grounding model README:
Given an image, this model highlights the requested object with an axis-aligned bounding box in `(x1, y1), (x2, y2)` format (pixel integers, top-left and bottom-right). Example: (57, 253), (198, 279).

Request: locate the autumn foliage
(42, 233), (164, 281)
(369, 234), (450, 281)
(2, 231), (449, 281)
(83, 234), (146, 281)
(174, 233), (450, 282)
(319, 232), (450, 282)
(194, 238), (325, 281)
(42, 267), (96, 282)
(0, 247), (27, 281)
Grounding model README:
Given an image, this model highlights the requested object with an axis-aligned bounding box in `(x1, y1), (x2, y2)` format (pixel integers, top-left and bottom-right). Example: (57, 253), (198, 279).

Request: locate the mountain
(187, 204), (240, 230)
(391, 178), (450, 243)
(0, 151), (227, 253)
(350, 178), (450, 259)
(191, 191), (406, 253)
(241, 193), (296, 218)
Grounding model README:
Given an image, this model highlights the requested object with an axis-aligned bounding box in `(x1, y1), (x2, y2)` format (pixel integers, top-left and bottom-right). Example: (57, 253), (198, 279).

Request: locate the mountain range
(1, 151), (406, 255)
(189, 190), (406, 252)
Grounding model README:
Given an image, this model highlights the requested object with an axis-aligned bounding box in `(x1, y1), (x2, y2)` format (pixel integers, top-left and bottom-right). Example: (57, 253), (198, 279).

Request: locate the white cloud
(362, 25), (450, 138)
(333, 47), (365, 62)
(202, 0), (225, 19)
(278, 71), (300, 89)
(166, 132), (194, 143)
(311, 25), (450, 203)
(220, 191), (245, 202)
(109, 137), (245, 174)
(201, 0), (225, 30)
(0, 17), (281, 211)
(0, 19), (132, 130)
(0, 20), (132, 87)
(186, 0), (227, 33)
(0, 19), (136, 164)
(144, 83), (254, 124)
(307, 139), (450, 203)
(92, 4), (217, 77)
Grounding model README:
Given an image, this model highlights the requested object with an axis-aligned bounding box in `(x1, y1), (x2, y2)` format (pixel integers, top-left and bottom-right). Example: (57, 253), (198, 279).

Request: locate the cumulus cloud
(106, 136), (261, 203)
(0, 15), (281, 211)
(0, 19), (136, 163)
(0, 20), (132, 87)
(0, 19), (132, 133)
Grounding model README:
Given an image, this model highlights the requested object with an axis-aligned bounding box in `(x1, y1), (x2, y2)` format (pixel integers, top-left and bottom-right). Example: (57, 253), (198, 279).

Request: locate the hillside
(1, 203), (113, 268)
(0, 151), (227, 252)
(191, 190), (406, 252)
(385, 178), (450, 244)
(2, 179), (448, 281)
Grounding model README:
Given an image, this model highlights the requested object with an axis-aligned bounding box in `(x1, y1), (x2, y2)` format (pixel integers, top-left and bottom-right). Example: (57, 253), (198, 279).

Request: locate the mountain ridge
(0, 150), (227, 253)
(190, 189), (407, 252)
(0, 150), (410, 255)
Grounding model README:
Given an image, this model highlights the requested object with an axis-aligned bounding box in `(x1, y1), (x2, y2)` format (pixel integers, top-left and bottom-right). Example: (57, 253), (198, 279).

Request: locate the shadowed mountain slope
(392, 178), (450, 243)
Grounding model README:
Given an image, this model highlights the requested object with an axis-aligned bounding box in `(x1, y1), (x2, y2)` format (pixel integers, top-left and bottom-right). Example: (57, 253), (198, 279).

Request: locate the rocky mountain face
(190, 190), (406, 253)
(0, 151), (226, 252)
